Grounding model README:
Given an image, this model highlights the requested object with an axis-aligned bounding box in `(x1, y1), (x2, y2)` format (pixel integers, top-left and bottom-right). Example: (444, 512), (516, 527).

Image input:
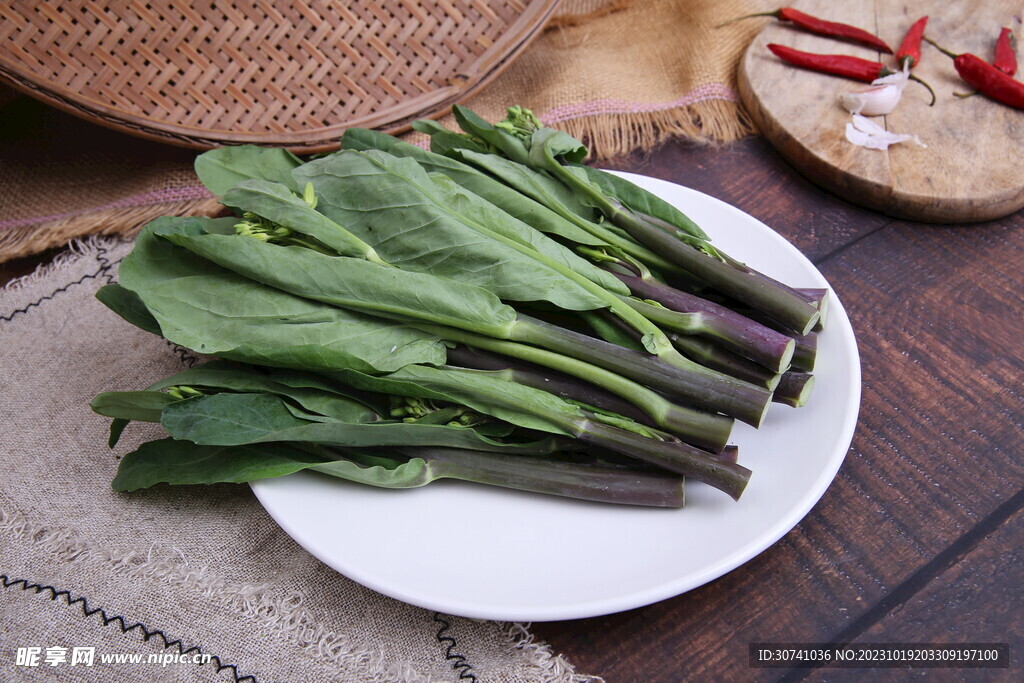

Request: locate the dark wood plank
(802, 502), (1024, 682)
(602, 137), (894, 262)
(0, 249), (59, 285)
(532, 143), (1024, 681)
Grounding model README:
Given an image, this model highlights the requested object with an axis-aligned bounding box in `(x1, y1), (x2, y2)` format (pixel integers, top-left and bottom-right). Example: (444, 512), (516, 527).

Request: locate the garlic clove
(841, 84), (904, 116)
(840, 63), (912, 116)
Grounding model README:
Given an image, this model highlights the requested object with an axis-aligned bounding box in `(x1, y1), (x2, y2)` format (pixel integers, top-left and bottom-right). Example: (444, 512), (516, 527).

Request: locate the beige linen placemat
(0, 238), (597, 682)
(0, 0), (774, 262)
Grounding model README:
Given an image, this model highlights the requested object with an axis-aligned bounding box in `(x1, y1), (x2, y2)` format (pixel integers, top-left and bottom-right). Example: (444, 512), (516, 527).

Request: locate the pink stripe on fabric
(0, 185), (214, 231)
(539, 84), (739, 124)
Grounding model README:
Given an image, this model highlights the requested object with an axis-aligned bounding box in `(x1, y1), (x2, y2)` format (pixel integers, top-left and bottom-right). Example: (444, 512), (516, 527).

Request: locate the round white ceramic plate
(251, 171), (861, 622)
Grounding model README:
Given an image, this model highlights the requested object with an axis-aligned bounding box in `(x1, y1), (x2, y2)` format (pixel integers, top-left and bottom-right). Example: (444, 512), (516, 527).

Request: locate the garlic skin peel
(845, 114), (926, 151)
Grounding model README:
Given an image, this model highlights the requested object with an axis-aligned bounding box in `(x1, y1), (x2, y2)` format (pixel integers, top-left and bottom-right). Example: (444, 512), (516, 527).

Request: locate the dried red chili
(926, 38), (1024, 109)
(994, 26), (1017, 76)
(721, 7), (893, 53)
(896, 16), (928, 68)
(767, 43), (891, 81)
(768, 44), (936, 104)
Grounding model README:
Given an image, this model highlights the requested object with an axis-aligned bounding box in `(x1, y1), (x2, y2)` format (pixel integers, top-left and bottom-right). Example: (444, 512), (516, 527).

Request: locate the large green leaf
(452, 104), (532, 165)
(91, 391), (177, 423)
(92, 361), (383, 447)
(410, 119), (494, 156)
(194, 145), (303, 197)
(292, 150), (626, 307)
(160, 392), (569, 451)
(331, 364), (585, 436)
(113, 438), (437, 491)
(95, 284), (163, 336)
(112, 439), (679, 508)
(112, 439), (326, 490)
(575, 165), (709, 241)
(450, 148), (600, 224)
(144, 361), (380, 424)
(154, 219), (519, 338)
(342, 128), (606, 247)
(118, 219), (446, 373)
(221, 180), (382, 261)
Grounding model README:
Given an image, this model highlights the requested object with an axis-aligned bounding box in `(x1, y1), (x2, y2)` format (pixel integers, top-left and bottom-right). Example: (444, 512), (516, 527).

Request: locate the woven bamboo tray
(0, 0), (559, 153)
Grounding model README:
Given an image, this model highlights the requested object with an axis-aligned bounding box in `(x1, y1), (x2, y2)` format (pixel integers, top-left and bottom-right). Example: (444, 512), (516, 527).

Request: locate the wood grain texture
(604, 137), (893, 262)
(738, 0), (1024, 223)
(533, 137), (1024, 681)
(802, 502), (1023, 682)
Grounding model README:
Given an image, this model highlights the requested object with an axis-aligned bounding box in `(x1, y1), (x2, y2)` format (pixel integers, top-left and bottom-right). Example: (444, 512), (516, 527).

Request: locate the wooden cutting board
(738, 0), (1024, 223)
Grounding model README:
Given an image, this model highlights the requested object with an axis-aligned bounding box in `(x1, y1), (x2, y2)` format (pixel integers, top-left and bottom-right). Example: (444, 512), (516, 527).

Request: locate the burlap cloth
(0, 0), (775, 263)
(0, 2), (775, 679)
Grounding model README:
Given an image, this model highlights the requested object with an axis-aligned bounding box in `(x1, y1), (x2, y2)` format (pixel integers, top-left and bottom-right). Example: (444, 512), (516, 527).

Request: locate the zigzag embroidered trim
(0, 573), (256, 682)
(433, 613), (477, 681)
(1, 243), (117, 323)
(0, 508), (434, 681)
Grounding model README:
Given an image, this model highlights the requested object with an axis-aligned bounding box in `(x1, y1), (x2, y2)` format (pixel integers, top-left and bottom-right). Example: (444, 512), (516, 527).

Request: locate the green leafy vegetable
(221, 180), (388, 265)
(342, 127), (608, 248)
(293, 150), (628, 305)
(95, 284), (163, 336)
(91, 105), (828, 508)
(194, 145), (303, 197)
(118, 220), (446, 373)
(113, 439), (685, 508)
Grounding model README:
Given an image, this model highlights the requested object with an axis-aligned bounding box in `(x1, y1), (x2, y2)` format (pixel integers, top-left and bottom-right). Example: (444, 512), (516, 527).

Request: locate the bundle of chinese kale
(92, 106), (826, 508)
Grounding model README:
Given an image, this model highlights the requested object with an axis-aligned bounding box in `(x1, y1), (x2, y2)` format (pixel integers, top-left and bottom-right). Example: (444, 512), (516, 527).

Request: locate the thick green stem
(412, 323), (734, 451)
(669, 334), (781, 391)
(797, 288), (829, 331)
(579, 418), (750, 501)
(773, 371), (816, 408)
(791, 331), (818, 372)
(587, 308), (782, 392)
(511, 316), (771, 427)
(446, 345), (655, 427)
(401, 446), (686, 507)
(547, 159), (819, 335)
(618, 288), (795, 373)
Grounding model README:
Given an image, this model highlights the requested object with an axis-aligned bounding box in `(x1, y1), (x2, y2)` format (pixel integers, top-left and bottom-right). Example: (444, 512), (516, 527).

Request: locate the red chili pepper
(720, 7), (893, 53)
(994, 26), (1017, 76)
(768, 44), (936, 104)
(926, 38), (1024, 109)
(896, 16), (928, 68)
(767, 43), (892, 81)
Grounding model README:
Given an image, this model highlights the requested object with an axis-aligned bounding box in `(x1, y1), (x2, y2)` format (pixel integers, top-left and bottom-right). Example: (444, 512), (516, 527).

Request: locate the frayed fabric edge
(0, 196), (223, 263)
(502, 621), (605, 682)
(557, 99), (757, 162)
(1, 234), (127, 295)
(0, 507), (432, 683)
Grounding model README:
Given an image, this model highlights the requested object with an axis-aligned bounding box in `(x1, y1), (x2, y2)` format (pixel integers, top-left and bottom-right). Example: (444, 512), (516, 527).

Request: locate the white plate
(251, 172), (861, 621)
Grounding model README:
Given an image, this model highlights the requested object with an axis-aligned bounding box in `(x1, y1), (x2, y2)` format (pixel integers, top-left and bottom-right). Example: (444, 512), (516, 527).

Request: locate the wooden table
(529, 138), (1024, 681)
(2, 135), (1021, 681)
